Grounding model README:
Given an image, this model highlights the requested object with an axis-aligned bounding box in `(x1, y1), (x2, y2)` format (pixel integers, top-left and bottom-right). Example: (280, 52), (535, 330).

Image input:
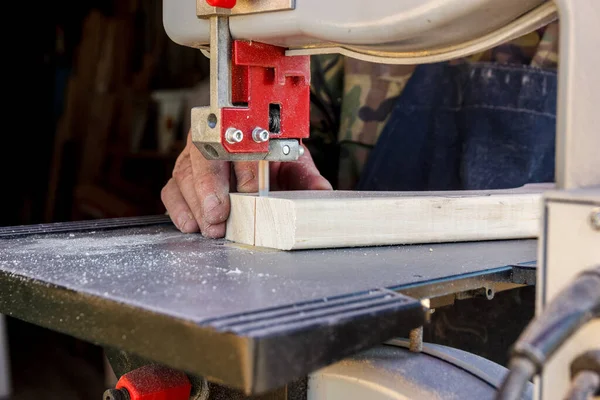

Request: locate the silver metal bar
(191, 16), (232, 157)
(210, 15), (232, 110)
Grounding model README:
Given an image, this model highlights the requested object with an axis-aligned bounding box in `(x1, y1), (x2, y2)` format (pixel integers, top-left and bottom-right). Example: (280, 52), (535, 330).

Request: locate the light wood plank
(226, 186), (546, 250)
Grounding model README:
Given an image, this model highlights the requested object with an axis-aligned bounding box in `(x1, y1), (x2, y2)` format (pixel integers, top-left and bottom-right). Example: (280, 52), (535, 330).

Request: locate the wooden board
(226, 186), (546, 250)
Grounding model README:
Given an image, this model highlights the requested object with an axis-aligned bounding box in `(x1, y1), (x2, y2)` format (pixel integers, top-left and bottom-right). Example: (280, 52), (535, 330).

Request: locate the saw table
(0, 215), (536, 395)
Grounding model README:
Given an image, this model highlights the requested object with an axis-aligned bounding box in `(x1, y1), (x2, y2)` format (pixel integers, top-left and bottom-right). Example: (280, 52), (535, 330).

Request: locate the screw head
(590, 208), (600, 231)
(225, 127), (243, 144)
(252, 127), (269, 143)
(282, 145), (290, 155)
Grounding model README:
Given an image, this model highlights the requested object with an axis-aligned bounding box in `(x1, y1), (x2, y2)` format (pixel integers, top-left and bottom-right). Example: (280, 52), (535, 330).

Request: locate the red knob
(206, 0), (236, 8)
(114, 365), (191, 400)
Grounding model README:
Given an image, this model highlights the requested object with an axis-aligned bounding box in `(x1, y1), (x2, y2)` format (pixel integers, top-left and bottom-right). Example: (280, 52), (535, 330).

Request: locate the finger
(278, 146), (333, 190)
(161, 178), (199, 233)
(188, 138), (230, 238)
(233, 161), (259, 192)
(172, 147), (204, 232)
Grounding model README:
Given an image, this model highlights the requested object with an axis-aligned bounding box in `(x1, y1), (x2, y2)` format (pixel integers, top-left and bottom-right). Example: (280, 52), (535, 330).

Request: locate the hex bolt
(409, 326), (423, 352)
(225, 127), (243, 144)
(252, 127), (270, 143)
(282, 145), (290, 155)
(591, 208), (600, 231)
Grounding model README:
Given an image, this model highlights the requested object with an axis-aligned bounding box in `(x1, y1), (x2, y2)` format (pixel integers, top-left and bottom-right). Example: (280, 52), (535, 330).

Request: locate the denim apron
(355, 62), (557, 365)
(357, 62), (557, 191)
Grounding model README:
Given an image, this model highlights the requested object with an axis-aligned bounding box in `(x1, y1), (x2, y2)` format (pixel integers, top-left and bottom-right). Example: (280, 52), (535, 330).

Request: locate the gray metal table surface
(0, 216), (537, 394)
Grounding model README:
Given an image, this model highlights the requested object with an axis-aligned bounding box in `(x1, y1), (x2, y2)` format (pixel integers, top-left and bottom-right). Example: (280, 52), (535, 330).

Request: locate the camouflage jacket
(306, 22), (559, 189)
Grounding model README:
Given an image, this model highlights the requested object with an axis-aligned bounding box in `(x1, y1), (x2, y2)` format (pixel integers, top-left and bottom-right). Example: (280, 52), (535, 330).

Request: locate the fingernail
(203, 194), (222, 213)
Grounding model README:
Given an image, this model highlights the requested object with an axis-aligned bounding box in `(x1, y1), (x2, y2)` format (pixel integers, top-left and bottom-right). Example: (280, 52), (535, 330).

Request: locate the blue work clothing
(358, 62), (557, 191)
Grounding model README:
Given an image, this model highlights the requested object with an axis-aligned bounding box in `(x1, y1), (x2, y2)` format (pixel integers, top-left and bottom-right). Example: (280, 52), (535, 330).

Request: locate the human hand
(161, 130), (333, 238)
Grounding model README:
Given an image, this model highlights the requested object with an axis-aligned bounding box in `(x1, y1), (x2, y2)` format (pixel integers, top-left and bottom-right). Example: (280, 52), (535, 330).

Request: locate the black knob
(103, 388), (130, 400)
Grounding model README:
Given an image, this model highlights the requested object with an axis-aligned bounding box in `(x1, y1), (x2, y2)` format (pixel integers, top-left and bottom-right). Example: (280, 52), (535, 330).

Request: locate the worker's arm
(161, 130), (332, 238)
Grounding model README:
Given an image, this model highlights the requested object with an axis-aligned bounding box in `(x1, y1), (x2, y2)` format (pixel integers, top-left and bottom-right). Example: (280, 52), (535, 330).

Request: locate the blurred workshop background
(6, 0), (209, 228)
(0, 0), (536, 398)
(2, 0), (210, 398)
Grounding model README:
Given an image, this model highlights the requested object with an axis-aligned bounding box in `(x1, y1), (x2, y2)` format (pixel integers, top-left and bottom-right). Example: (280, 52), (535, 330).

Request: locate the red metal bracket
(114, 364), (191, 400)
(220, 40), (311, 154)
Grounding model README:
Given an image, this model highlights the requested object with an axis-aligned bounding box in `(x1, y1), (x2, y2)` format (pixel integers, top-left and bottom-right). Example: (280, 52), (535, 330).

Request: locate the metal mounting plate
(197, 0), (294, 18)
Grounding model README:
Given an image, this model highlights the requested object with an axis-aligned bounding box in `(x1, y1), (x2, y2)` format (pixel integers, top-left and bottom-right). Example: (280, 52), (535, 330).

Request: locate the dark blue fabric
(357, 62), (557, 191)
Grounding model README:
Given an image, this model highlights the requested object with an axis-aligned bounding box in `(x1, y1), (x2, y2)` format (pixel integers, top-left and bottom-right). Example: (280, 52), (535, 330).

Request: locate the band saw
(0, 0), (599, 399)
